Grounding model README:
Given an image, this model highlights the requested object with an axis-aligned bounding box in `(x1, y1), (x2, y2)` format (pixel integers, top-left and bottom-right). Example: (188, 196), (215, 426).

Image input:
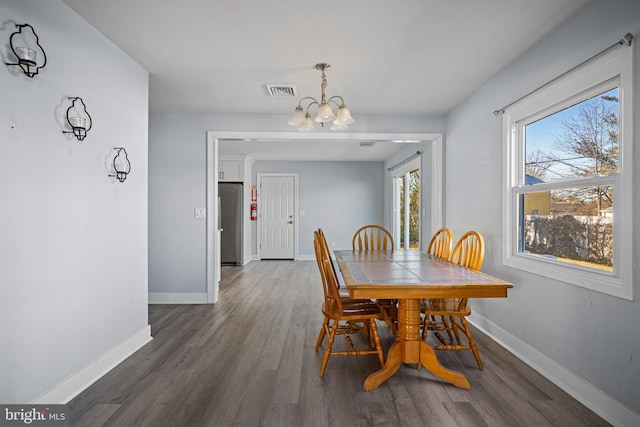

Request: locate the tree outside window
(399, 169), (420, 250)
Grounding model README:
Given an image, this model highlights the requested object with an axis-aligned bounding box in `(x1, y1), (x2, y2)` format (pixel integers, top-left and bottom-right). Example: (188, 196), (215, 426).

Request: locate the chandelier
(288, 63), (354, 131)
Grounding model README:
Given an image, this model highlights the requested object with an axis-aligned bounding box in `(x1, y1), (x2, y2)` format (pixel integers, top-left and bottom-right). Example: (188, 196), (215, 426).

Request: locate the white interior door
(259, 174), (295, 259)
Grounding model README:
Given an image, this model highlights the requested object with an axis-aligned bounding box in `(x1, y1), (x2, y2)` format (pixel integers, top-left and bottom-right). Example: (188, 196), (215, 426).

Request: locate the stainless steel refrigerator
(219, 182), (243, 265)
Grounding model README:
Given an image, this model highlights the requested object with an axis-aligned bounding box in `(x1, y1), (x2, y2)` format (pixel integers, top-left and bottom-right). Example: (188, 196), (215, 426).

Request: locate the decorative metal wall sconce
(109, 148), (131, 183)
(62, 97), (92, 141)
(5, 23), (47, 78)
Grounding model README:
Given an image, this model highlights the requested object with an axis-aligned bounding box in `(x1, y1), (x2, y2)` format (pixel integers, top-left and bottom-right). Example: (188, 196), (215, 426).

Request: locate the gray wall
(445, 0), (640, 416)
(252, 161), (385, 256)
(0, 0), (149, 403)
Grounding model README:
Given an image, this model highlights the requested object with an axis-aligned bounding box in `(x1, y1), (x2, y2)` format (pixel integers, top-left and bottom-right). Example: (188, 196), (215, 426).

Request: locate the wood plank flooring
(68, 260), (610, 426)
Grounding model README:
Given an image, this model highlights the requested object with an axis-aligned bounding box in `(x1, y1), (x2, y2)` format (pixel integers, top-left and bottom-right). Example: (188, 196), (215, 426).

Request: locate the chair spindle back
(427, 227), (453, 260)
(450, 230), (485, 271)
(352, 225), (394, 251)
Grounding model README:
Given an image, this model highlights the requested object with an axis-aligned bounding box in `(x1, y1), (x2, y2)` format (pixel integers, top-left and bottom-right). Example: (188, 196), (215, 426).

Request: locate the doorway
(206, 131), (442, 304)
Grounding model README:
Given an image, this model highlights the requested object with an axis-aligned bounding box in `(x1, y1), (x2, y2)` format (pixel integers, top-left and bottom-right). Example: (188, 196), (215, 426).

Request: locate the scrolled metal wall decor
(62, 97), (93, 141)
(109, 148), (131, 183)
(5, 23), (47, 78)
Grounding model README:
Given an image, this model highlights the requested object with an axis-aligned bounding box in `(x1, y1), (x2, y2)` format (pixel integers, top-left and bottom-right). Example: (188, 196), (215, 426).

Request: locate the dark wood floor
(68, 260), (609, 426)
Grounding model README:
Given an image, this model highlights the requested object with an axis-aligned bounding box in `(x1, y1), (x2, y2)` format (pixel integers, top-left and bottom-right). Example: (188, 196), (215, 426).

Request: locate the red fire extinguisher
(250, 202), (257, 221)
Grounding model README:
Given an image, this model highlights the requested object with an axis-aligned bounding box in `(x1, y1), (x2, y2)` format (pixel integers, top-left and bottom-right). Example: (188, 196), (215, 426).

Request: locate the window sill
(504, 254), (632, 300)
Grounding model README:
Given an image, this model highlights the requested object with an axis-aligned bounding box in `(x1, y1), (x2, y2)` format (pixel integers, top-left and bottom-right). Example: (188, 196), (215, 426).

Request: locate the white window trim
(502, 43), (634, 300)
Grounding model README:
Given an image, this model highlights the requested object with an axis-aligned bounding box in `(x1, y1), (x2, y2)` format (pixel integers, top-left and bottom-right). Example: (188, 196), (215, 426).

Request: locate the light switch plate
(194, 207), (206, 218)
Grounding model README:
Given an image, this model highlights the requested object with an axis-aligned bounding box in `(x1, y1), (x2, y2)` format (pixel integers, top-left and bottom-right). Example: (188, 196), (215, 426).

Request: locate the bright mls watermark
(0, 405), (69, 427)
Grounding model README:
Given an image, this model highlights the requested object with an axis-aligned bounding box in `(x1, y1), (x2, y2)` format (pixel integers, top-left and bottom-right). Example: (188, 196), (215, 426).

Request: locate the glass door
(393, 159), (421, 250)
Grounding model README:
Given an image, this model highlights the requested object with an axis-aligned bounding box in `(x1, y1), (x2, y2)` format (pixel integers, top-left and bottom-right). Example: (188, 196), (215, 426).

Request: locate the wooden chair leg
(362, 321), (372, 347)
(441, 316), (454, 341)
(422, 315), (450, 345)
(460, 316), (483, 370)
(433, 330), (448, 345)
(319, 321), (337, 378)
(451, 316), (463, 345)
(315, 317), (329, 351)
(369, 319), (385, 367)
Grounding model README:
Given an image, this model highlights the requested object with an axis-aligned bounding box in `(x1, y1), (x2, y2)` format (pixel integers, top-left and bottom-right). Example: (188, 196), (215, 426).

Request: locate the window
(502, 43), (633, 300)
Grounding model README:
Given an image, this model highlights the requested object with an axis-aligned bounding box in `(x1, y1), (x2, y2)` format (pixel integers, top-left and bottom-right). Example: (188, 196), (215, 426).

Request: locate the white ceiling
(62, 0), (590, 160)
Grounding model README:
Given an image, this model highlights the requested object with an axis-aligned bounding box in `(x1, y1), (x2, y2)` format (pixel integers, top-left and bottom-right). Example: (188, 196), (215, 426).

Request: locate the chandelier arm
(327, 96), (345, 107)
(297, 96), (319, 108)
(301, 99), (319, 112)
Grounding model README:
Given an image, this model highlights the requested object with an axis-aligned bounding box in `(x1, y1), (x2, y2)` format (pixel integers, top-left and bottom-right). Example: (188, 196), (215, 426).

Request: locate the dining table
(334, 249), (513, 391)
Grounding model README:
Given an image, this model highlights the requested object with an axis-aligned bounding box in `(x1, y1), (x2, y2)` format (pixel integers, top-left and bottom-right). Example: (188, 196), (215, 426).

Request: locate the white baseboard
(32, 325), (152, 404)
(251, 255), (315, 261)
(148, 292), (208, 304)
(470, 314), (640, 427)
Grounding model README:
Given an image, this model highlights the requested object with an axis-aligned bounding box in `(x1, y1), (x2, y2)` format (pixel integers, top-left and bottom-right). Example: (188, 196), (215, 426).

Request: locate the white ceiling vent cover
(266, 84), (297, 97)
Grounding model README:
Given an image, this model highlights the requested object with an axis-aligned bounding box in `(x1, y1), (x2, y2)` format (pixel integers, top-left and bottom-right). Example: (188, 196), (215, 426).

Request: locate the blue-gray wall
(445, 0), (640, 419)
(0, 0), (149, 403)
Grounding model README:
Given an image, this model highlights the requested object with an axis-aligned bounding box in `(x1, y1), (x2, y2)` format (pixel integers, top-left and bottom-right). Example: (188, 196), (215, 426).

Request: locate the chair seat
(341, 296), (375, 306)
(421, 298), (471, 316)
(322, 301), (382, 319)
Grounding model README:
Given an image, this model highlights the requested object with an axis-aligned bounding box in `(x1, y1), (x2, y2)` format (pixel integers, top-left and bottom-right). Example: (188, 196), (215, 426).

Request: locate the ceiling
(62, 0), (590, 161)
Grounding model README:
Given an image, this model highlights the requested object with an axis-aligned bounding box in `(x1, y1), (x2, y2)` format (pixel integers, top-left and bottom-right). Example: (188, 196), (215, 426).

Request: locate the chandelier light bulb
(334, 104), (354, 125)
(288, 106), (306, 126)
(298, 113), (317, 131)
(315, 102), (336, 123)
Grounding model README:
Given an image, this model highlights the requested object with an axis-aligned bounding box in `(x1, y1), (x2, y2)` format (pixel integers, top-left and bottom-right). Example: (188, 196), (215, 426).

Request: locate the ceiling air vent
(266, 84), (297, 97)
(360, 141), (376, 148)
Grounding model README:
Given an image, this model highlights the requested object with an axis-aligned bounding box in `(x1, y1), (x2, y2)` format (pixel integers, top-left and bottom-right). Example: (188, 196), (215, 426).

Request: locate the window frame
(502, 43), (634, 300)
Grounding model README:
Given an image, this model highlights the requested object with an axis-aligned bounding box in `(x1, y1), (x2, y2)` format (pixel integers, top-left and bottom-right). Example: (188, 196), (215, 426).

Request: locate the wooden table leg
(364, 340), (403, 391)
(419, 341), (470, 389)
(364, 298), (470, 391)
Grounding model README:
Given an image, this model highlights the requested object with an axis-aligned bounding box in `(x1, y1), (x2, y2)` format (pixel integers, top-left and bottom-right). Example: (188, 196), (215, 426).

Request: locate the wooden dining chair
(313, 231), (385, 377)
(314, 229), (379, 346)
(426, 227), (453, 260)
(317, 228), (350, 299)
(423, 227), (455, 341)
(316, 228), (375, 304)
(351, 224), (397, 333)
(352, 224), (394, 251)
(421, 230), (486, 370)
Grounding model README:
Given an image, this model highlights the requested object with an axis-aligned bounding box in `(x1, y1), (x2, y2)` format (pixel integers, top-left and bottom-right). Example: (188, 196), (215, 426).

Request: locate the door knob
(287, 221), (293, 224)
